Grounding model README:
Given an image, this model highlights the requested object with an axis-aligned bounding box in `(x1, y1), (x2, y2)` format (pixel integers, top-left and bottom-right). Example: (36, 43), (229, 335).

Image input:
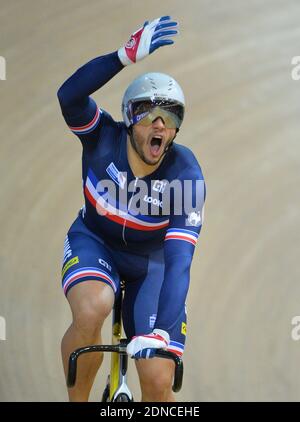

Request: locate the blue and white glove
(118, 16), (178, 66)
(126, 329), (170, 359)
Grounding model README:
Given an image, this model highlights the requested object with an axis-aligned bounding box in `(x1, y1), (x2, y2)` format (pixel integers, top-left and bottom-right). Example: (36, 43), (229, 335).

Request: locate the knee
(140, 368), (173, 399)
(72, 295), (112, 337)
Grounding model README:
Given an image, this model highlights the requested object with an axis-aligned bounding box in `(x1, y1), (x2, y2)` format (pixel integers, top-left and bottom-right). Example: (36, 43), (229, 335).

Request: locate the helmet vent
(149, 78), (157, 90)
(168, 80), (174, 91)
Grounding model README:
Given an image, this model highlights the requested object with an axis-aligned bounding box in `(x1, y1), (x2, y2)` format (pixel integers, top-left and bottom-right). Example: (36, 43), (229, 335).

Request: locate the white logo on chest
(106, 162), (127, 189)
(143, 195), (163, 208)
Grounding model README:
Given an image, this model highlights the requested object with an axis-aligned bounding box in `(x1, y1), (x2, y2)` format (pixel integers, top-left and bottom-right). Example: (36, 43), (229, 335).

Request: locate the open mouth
(149, 136), (163, 157)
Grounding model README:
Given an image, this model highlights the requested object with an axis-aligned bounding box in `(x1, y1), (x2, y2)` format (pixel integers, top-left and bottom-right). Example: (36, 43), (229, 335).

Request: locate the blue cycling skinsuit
(57, 51), (206, 357)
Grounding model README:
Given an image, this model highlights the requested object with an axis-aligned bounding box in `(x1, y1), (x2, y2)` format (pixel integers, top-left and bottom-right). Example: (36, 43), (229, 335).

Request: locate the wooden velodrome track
(0, 0), (299, 401)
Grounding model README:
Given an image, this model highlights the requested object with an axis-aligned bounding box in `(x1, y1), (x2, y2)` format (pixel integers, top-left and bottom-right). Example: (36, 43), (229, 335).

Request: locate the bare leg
(135, 358), (176, 402)
(61, 281), (114, 402)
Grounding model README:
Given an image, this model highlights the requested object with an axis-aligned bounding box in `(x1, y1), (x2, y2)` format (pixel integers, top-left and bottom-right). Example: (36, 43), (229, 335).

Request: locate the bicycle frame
(109, 288), (132, 401)
(67, 286), (184, 401)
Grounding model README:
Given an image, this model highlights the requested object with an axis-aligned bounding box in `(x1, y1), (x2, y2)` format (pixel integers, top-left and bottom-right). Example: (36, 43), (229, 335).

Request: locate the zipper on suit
(122, 176), (139, 245)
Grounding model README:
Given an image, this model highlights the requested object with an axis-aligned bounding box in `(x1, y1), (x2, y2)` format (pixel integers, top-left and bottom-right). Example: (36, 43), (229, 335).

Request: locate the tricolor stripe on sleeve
(68, 107), (101, 135)
(164, 228), (199, 246)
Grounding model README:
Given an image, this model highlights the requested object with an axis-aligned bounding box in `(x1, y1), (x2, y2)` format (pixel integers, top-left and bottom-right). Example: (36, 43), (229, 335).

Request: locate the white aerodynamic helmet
(122, 72), (185, 129)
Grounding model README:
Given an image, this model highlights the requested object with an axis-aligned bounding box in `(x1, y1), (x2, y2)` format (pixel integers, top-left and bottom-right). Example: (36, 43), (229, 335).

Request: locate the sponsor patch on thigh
(62, 256), (79, 277)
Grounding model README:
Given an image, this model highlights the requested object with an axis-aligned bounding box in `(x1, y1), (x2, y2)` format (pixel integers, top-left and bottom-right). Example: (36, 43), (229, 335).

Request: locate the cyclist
(58, 16), (206, 402)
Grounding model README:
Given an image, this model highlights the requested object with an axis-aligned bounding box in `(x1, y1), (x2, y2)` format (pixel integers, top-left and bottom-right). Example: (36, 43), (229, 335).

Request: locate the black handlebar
(67, 343), (183, 393)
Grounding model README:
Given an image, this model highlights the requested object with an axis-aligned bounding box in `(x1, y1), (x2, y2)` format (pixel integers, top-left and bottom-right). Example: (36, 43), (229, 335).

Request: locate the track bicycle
(67, 283), (184, 402)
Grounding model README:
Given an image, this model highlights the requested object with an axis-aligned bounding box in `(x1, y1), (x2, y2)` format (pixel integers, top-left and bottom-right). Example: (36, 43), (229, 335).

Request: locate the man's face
(131, 117), (176, 166)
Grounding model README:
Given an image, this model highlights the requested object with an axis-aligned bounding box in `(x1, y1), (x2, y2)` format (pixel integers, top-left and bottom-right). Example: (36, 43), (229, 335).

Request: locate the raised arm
(57, 52), (123, 118)
(57, 16), (178, 141)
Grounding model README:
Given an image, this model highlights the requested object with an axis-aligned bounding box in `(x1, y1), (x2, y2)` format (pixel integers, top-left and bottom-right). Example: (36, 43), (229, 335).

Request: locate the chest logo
(106, 162), (127, 189)
(187, 211), (202, 227)
(153, 180), (167, 193)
